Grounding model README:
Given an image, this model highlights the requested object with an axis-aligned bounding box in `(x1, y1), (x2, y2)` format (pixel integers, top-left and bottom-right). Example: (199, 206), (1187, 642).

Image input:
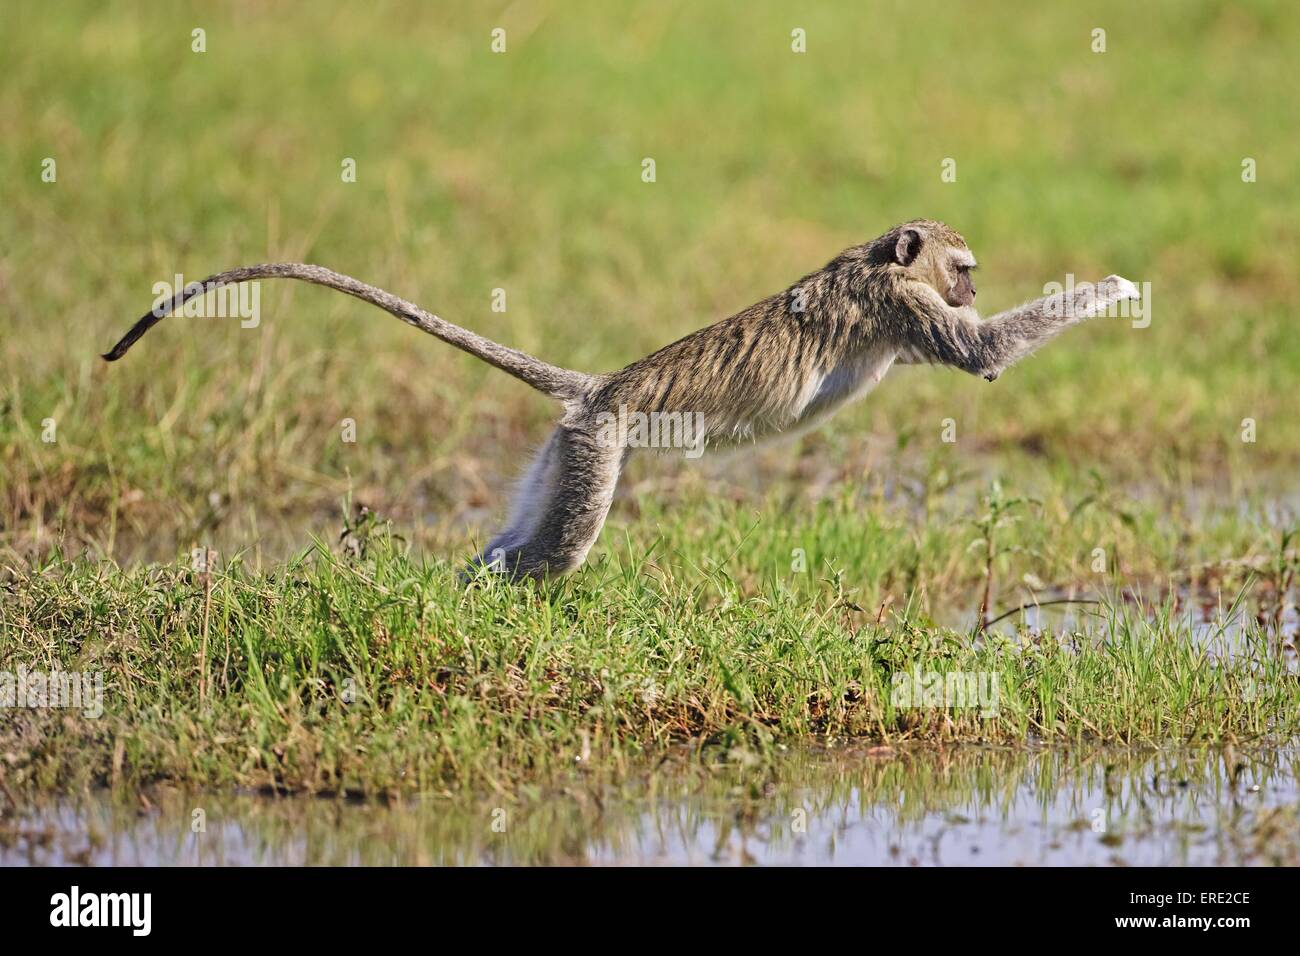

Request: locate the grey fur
(103, 263), (593, 399)
(103, 222), (1138, 581)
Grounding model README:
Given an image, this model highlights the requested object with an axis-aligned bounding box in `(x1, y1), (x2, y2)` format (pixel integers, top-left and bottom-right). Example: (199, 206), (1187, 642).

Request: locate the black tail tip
(101, 336), (135, 361)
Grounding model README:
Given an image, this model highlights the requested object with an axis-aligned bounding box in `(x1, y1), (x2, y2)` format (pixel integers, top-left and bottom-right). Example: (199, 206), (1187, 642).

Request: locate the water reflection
(978, 587), (1298, 674)
(3, 745), (1296, 866)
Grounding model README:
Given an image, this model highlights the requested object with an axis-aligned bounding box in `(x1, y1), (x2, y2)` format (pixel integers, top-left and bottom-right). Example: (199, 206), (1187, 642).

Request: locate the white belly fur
(798, 346), (897, 425)
(696, 346), (897, 451)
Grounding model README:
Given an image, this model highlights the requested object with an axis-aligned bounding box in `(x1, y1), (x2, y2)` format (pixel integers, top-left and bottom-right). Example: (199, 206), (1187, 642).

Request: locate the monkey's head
(867, 219), (977, 307)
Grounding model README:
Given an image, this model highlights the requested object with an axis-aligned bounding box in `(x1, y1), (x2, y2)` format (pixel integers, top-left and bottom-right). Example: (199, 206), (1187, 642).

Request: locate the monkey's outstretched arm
(102, 263), (595, 400)
(897, 276), (1139, 380)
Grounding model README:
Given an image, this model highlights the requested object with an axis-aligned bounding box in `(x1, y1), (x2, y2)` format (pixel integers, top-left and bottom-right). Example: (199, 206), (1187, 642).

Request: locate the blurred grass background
(1, 0), (1297, 572)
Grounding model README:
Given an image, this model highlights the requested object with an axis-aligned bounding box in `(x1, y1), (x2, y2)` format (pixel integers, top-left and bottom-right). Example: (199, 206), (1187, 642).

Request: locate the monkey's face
(944, 255), (977, 307)
(880, 220), (977, 307)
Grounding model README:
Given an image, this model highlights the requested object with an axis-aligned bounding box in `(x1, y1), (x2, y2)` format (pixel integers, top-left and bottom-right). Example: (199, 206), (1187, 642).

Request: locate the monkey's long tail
(102, 263), (595, 400)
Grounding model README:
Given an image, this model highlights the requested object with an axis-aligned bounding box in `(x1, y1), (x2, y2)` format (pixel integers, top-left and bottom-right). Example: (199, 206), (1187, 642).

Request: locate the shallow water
(977, 586), (1298, 669)
(3, 744), (1297, 866)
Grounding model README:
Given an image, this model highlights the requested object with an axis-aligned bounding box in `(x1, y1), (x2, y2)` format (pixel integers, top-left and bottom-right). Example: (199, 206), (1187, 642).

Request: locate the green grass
(1, 1), (1298, 796)
(3, 512), (1297, 795)
(2, 0), (1298, 562)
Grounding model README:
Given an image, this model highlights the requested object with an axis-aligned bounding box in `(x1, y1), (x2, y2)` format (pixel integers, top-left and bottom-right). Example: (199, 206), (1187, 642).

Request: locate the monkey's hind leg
(470, 423), (624, 581)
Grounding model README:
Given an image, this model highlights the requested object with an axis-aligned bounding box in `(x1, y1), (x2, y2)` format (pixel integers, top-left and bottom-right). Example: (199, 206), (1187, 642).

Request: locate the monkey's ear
(894, 228), (924, 266)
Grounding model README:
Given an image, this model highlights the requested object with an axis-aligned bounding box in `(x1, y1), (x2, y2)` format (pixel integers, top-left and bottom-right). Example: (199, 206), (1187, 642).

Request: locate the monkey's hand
(1070, 275), (1141, 320)
(897, 275), (1140, 380)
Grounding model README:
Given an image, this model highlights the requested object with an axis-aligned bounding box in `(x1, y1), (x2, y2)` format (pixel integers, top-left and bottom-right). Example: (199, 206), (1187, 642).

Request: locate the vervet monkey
(104, 219), (1139, 580)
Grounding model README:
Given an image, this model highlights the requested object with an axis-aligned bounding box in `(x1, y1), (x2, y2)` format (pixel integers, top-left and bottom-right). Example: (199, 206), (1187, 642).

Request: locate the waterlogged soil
(974, 587), (1298, 666)
(3, 744), (1297, 866)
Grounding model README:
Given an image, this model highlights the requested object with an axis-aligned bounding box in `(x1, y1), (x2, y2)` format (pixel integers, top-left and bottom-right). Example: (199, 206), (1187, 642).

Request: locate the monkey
(103, 219), (1139, 580)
